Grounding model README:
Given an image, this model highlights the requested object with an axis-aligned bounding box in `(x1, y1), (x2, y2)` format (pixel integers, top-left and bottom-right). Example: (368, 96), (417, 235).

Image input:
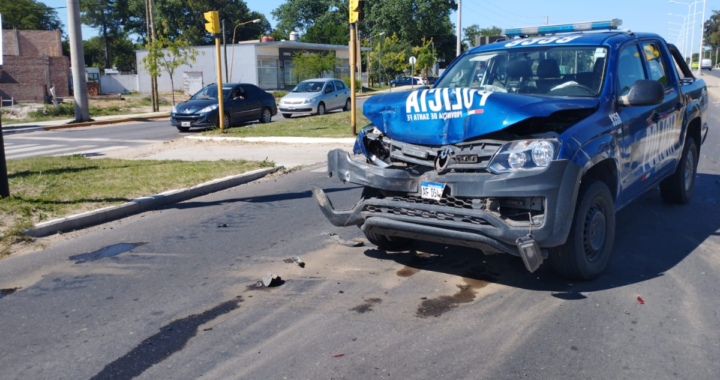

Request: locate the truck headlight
(489, 140), (559, 173)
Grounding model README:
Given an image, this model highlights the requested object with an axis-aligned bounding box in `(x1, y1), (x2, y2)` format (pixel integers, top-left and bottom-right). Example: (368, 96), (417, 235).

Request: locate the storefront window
(257, 59), (278, 89)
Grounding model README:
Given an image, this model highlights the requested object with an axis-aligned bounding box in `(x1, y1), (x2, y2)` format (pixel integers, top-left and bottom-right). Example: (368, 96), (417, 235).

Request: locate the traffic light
(349, 0), (365, 23)
(204, 11), (220, 34)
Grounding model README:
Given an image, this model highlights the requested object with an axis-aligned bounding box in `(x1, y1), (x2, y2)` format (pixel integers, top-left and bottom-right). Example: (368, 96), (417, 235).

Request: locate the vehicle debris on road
(262, 273), (283, 287)
(329, 232), (364, 247)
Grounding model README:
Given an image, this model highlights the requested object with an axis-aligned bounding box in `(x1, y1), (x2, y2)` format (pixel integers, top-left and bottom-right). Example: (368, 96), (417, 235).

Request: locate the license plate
(181, 122), (191, 127)
(288, 107), (295, 110)
(420, 181), (446, 201)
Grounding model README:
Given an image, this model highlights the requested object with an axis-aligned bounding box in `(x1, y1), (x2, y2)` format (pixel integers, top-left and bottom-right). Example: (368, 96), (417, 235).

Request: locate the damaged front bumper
(313, 149), (582, 257)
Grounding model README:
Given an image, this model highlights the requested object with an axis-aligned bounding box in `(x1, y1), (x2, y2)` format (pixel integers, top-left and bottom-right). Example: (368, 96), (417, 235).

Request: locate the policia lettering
(405, 89), (493, 121)
(640, 112), (679, 169)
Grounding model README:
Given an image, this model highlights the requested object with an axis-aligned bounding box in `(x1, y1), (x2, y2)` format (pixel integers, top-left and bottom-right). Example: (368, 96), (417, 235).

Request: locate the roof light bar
(503, 19), (622, 37)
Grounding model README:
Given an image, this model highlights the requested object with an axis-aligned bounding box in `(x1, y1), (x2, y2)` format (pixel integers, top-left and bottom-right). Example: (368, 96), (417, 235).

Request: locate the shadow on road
(363, 173), (720, 296)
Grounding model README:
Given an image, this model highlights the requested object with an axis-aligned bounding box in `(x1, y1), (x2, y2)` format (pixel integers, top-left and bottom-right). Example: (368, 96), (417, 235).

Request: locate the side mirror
(618, 79), (665, 107)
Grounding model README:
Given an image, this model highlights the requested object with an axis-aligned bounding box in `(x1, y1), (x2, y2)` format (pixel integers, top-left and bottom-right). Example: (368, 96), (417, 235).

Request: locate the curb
(23, 166), (282, 238)
(185, 136), (356, 144)
(41, 113), (170, 131)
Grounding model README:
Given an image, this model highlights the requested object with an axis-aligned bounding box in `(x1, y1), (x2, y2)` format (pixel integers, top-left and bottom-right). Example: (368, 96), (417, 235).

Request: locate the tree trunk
(169, 72), (175, 105)
(147, 0), (159, 112)
(102, 11), (109, 69)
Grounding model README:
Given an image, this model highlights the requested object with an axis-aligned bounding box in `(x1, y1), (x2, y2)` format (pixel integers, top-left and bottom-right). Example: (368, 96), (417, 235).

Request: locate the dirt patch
(396, 266), (420, 277)
(350, 297), (383, 313)
(417, 277), (489, 318)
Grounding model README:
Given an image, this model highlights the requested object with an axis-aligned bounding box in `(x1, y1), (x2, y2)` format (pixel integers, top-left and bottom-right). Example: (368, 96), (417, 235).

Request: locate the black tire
(282, 113), (292, 118)
(549, 179), (616, 280)
(660, 136), (698, 204)
(176, 126), (190, 132)
(344, 99), (351, 111)
(358, 187), (412, 251)
(216, 113), (231, 129)
(259, 108), (272, 123)
(317, 102), (326, 116)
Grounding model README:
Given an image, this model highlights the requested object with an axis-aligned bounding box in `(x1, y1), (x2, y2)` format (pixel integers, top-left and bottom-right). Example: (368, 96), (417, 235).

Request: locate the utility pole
(456, 0), (462, 57)
(546, 16), (549, 25)
(67, 0), (90, 122)
(222, 20), (228, 83)
(697, 0), (707, 76)
(691, 0), (698, 68)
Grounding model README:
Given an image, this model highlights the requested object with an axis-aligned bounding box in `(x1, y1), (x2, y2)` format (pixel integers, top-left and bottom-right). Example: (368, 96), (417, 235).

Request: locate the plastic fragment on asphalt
(262, 273), (282, 287)
(292, 256), (305, 268)
(217, 223), (228, 228)
(637, 296), (645, 305)
(332, 354), (345, 358)
(329, 232), (364, 247)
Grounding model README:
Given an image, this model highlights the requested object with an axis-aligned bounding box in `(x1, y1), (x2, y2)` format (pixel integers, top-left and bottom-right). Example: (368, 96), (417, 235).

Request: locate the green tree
(84, 36), (139, 72)
(463, 24), (502, 47)
(411, 37), (435, 76)
(0, 0), (63, 31)
(141, 24), (201, 105)
(369, 33), (411, 84)
(125, 0), (271, 45)
(292, 51), (338, 80)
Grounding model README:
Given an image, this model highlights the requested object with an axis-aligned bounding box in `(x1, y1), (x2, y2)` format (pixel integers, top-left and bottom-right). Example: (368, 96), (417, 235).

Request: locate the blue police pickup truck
(312, 20), (710, 280)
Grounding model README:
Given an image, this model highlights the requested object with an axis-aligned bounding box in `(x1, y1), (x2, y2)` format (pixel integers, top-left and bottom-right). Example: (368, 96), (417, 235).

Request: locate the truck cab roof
(468, 32), (666, 55)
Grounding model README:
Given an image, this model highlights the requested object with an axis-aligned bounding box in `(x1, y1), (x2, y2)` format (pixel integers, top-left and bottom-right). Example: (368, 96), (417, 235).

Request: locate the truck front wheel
(363, 230), (413, 251)
(359, 186), (413, 251)
(549, 179), (616, 280)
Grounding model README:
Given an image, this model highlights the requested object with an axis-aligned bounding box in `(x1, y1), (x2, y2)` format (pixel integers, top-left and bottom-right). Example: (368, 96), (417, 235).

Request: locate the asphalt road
(0, 98), (367, 160)
(1, 98), (718, 380)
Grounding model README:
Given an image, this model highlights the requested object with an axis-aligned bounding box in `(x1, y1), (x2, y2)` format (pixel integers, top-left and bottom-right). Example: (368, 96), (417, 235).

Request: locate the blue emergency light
(503, 19), (622, 37)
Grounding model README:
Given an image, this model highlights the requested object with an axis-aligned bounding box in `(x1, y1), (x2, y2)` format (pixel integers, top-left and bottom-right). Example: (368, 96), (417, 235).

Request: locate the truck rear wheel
(359, 186), (413, 251)
(659, 136), (697, 204)
(549, 179), (615, 280)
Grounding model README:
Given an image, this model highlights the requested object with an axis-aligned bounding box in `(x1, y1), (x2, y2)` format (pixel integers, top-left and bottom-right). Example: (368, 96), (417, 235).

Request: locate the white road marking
(4, 144), (59, 153)
(54, 145), (130, 156)
(5, 136), (159, 144)
(8, 145), (96, 159)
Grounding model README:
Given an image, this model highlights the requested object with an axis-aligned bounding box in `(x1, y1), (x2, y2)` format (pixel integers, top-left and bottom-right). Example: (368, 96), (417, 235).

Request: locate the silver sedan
(278, 78), (351, 118)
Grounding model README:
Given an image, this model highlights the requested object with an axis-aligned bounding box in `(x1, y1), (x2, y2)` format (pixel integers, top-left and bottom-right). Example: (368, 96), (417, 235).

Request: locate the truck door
(638, 41), (683, 177)
(616, 42), (682, 206)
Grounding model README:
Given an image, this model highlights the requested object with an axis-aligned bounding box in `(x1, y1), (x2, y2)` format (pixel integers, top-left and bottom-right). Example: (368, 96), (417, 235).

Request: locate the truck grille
(363, 196), (490, 226)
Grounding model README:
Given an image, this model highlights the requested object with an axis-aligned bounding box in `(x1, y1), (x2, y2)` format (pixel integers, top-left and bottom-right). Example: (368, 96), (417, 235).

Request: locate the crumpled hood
(363, 88), (599, 145)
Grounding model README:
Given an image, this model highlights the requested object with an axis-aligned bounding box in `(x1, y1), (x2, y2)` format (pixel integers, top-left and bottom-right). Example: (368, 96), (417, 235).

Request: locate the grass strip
(0, 156), (274, 254)
(202, 109), (368, 138)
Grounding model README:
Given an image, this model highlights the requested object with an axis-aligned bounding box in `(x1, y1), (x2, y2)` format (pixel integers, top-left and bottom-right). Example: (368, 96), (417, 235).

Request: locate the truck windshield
(436, 46), (608, 97)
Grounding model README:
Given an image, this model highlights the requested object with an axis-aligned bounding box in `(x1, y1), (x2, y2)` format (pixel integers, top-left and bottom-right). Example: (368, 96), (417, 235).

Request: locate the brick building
(0, 30), (69, 102)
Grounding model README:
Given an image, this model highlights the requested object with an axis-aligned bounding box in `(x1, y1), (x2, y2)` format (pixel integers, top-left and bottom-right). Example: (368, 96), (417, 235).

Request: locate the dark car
(389, 76), (423, 88)
(171, 83), (277, 131)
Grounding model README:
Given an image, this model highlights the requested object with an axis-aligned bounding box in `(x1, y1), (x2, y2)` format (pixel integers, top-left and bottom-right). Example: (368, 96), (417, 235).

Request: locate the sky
(39, 0), (718, 55)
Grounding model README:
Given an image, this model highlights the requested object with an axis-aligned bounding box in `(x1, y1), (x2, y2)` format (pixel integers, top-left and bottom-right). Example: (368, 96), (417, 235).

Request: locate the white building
(135, 40), (368, 93)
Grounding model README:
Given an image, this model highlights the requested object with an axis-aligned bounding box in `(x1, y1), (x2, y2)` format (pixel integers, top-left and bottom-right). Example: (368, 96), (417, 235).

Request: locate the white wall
(100, 74), (138, 94)
(135, 44), (258, 94)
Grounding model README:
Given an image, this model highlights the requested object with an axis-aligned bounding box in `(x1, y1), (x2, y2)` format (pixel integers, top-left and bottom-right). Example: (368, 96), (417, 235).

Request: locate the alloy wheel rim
(319, 105), (325, 114)
(263, 109), (271, 122)
(684, 149), (694, 191)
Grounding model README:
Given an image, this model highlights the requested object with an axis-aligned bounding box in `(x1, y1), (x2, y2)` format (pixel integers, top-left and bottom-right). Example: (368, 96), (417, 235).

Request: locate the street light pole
(222, 19), (228, 83)
(229, 19), (261, 83)
(456, 0), (462, 57)
(697, 0), (707, 76)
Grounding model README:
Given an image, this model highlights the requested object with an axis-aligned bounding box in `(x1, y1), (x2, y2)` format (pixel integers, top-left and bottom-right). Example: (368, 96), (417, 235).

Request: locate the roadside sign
(409, 56), (416, 65)
(409, 56), (416, 89)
